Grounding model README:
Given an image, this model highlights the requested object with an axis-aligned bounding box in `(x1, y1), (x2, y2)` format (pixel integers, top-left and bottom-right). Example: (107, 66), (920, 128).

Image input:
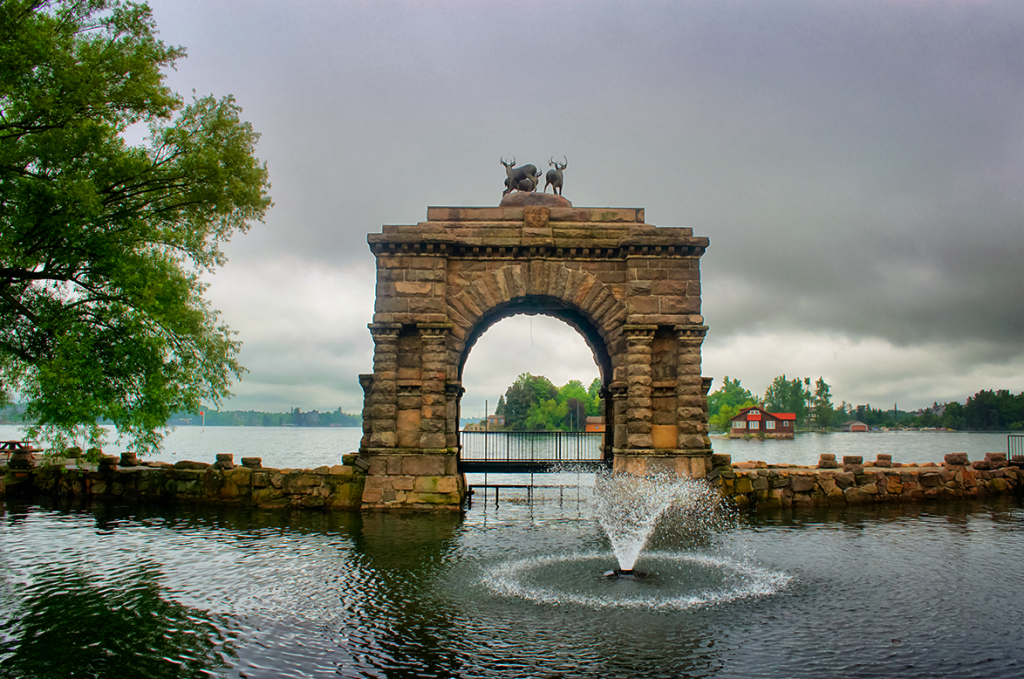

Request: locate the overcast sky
(141, 0), (1023, 418)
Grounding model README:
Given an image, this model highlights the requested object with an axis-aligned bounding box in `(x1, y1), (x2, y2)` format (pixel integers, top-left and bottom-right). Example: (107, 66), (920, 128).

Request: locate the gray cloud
(143, 0), (1022, 412)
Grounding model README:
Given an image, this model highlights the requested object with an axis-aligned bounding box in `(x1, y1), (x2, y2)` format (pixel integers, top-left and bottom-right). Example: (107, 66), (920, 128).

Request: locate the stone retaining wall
(709, 452), (1022, 509)
(1, 453), (367, 511)
(3, 450), (1020, 512)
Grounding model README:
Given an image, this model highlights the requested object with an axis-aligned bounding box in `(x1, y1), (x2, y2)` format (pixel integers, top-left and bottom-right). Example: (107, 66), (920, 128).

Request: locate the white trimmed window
(732, 420), (745, 429)
(749, 421), (759, 430)
(766, 420), (776, 430)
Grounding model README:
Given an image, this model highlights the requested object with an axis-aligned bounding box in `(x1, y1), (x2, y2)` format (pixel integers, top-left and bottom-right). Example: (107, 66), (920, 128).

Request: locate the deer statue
(544, 156), (567, 195)
(500, 157), (542, 195)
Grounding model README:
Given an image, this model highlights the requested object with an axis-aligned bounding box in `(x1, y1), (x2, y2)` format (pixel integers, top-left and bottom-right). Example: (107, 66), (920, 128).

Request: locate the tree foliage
(0, 1), (272, 453)
(707, 376), (758, 430)
(811, 377), (835, 430)
(495, 373), (602, 430)
(763, 375), (812, 427)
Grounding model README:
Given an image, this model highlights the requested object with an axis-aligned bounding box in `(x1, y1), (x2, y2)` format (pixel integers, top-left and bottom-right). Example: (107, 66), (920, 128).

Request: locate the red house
(729, 406), (796, 439)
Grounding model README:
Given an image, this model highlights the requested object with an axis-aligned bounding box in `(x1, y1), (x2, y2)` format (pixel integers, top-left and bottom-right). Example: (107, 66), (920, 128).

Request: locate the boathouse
(729, 407), (795, 438)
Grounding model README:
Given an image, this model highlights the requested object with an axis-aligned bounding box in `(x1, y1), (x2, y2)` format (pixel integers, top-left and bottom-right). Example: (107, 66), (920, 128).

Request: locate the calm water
(0, 424), (1012, 470)
(1, 494), (1022, 678)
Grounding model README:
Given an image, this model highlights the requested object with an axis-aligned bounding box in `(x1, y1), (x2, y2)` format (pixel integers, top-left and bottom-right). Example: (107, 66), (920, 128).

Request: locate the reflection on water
(2, 494), (1023, 678)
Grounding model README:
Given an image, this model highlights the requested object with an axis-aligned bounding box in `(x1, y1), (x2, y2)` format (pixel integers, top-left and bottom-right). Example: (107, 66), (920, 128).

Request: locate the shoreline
(3, 450), (1021, 512)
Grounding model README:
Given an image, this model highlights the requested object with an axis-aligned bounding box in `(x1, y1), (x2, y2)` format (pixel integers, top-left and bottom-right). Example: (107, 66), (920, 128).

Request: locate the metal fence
(1010, 434), (1024, 464)
(459, 430), (606, 470)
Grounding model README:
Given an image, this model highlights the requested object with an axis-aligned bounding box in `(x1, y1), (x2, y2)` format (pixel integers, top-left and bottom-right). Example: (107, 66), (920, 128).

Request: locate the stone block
(944, 452), (969, 466)
(844, 487), (873, 504)
(711, 453), (732, 468)
(791, 475), (816, 493)
(833, 472), (855, 489)
(402, 455), (446, 477)
(843, 456), (863, 465)
(651, 425), (677, 449)
(391, 475), (416, 491)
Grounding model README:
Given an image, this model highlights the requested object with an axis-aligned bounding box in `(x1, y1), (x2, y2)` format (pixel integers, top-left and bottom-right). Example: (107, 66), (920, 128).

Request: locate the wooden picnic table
(0, 440), (38, 461)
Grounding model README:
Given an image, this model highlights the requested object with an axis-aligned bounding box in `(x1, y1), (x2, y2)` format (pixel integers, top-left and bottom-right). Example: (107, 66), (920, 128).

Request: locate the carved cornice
(675, 324), (709, 339)
(368, 322), (401, 339)
(417, 322), (453, 337)
(368, 240), (707, 260)
(624, 324), (658, 340)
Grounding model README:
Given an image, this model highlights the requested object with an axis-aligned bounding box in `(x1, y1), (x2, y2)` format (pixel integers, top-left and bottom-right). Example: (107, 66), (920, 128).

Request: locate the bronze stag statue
(500, 157), (542, 195)
(544, 156), (567, 195)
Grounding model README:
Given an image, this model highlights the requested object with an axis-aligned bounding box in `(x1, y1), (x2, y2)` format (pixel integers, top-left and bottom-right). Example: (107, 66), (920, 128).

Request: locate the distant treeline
(708, 376), (1023, 432)
(0, 405), (361, 428)
(172, 407), (361, 428)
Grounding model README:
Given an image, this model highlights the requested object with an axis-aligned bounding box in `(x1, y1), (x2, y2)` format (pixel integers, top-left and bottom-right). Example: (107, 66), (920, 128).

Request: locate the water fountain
(592, 472), (702, 579)
(482, 471), (792, 610)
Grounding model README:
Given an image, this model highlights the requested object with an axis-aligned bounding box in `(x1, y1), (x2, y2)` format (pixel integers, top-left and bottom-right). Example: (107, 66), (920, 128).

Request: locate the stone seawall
(0, 453), (367, 511)
(2, 450), (1020, 512)
(709, 452), (1022, 509)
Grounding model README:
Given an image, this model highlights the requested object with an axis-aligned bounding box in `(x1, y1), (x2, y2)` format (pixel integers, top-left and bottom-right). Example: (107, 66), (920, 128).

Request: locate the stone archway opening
(460, 311), (602, 432)
(357, 204), (711, 510)
(458, 301), (612, 456)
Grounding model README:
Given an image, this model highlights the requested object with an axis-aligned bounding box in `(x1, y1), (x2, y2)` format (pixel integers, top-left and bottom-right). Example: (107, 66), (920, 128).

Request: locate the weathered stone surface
(498, 192), (572, 208)
(944, 452), (969, 466)
(791, 475), (816, 492)
(844, 487), (873, 504)
(833, 472), (856, 489)
(174, 460), (210, 470)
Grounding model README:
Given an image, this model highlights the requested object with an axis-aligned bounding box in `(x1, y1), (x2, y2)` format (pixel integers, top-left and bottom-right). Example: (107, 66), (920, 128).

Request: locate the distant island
(0, 405), (361, 428)
(169, 406), (360, 428)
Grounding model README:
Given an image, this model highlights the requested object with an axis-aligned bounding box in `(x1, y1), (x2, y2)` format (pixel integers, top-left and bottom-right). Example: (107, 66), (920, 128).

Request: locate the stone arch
(457, 295), (615, 385)
(358, 205), (711, 510)
(447, 262), (625, 379)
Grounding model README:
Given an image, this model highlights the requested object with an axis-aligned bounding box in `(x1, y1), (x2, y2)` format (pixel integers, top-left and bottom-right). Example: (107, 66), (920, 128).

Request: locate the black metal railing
(1009, 434), (1024, 465)
(458, 430), (607, 472)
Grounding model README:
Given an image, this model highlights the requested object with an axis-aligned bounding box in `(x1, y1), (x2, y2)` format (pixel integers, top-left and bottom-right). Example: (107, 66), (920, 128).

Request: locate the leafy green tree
(0, 1), (271, 454)
(499, 373), (537, 430)
(763, 375), (811, 427)
(707, 376), (757, 425)
(564, 397), (586, 430)
(811, 377), (835, 430)
(587, 377), (603, 416)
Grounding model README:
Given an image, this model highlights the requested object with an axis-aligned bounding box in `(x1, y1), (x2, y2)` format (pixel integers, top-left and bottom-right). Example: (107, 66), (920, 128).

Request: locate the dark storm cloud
(143, 0), (1022, 410)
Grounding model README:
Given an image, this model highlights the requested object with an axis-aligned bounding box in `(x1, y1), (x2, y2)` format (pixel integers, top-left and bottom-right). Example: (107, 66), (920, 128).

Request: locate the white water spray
(591, 472), (724, 572)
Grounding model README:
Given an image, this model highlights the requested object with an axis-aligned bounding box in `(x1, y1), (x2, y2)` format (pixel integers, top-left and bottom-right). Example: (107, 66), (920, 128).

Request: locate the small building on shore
(842, 420), (869, 432)
(729, 407), (795, 438)
(585, 416), (605, 433)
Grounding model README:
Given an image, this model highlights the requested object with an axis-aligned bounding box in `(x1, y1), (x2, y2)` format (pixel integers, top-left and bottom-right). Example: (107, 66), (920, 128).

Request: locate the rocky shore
(2, 449), (1020, 511)
(708, 452), (1022, 508)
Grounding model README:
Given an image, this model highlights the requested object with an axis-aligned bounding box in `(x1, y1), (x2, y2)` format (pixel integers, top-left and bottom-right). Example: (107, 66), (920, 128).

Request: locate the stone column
(418, 323), (451, 450)
(364, 322), (401, 449)
(624, 325), (656, 450)
(358, 374), (374, 449)
(445, 382), (464, 450)
(675, 324), (710, 477)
